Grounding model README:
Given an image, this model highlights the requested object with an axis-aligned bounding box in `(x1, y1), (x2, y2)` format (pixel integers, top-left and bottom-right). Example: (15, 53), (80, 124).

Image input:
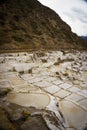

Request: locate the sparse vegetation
(12, 36), (25, 42)
(0, 0), (86, 52)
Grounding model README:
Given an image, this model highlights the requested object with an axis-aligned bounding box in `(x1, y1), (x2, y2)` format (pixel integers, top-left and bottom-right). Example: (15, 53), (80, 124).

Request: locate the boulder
(20, 115), (50, 130)
(0, 107), (16, 130)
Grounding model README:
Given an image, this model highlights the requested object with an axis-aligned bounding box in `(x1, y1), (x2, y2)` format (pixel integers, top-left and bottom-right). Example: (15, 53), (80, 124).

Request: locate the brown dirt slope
(0, 0), (86, 51)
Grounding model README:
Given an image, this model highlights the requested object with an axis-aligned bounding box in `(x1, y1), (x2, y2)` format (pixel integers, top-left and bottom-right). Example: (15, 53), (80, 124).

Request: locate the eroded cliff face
(0, 0), (86, 51)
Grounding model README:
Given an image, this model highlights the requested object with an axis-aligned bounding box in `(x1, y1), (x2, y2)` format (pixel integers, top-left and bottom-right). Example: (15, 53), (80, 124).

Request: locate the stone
(0, 88), (11, 96)
(0, 81), (12, 96)
(3, 103), (32, 122)
(73, 80), (80, 85)
(0, 107), (16, 130)
(43, 111), (65, 130)
(20, 115), (50, 130)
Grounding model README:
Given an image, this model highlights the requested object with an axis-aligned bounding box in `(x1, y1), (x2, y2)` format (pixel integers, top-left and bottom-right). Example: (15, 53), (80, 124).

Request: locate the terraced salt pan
(59, 100), (87, 129)
(0, 51), (87, 130)
(0, 72), (19, 80)
(7, 93), (50, 109)
(13, 84), (40, 93)
(11, 63), (37, 73)
(0, 63), (13, 72)
(0, 81), (11, 89)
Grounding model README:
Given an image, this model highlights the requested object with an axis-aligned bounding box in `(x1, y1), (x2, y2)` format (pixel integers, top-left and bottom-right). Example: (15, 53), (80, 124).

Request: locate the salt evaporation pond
(7, 93), (50, 108)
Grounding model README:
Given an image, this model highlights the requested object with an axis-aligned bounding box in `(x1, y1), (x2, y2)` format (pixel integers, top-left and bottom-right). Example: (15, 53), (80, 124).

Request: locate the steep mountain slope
(0, 0), (86, 51)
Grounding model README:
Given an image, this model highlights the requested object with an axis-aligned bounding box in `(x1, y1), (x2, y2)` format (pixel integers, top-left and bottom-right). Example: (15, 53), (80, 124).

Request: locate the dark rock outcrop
(20, 115), (50, 130)
(0, 107), (16, 130)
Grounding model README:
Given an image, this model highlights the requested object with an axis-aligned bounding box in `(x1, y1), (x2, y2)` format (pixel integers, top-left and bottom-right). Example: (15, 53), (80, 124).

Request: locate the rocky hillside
(0, 0), (86, 51)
